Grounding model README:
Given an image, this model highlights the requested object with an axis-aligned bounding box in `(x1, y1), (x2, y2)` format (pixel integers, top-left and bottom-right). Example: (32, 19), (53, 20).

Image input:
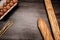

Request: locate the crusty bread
(44, 0), (60, 40)
(38, 17), (53, 40)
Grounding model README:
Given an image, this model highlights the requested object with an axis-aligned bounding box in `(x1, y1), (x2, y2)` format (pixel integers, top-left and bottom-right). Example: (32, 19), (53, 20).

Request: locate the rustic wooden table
(0, 1), (60, 40)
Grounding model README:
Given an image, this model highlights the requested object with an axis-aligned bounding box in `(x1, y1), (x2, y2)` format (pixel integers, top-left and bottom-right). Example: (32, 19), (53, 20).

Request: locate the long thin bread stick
(44, 0), (60, 40)
(38, 17), (53, 40)
(0, 20), (13, 37)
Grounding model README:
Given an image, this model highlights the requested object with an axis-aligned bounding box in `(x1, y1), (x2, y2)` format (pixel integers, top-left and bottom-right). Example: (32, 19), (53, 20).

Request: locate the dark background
(18, 0), (60, 3)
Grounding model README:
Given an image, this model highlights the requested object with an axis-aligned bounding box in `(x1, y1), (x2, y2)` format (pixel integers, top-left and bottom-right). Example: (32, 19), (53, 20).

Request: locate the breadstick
(44, 0), (60, 40)
(0, 20), (13, 37)
(38, 17), (53, 40)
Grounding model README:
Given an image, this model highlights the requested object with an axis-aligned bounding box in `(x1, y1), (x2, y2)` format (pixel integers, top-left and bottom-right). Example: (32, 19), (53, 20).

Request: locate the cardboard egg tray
(0, 0), (18, 20)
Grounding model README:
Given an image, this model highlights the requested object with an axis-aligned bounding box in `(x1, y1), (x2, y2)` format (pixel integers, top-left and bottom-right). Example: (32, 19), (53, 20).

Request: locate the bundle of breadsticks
(0, 20), (13, 37)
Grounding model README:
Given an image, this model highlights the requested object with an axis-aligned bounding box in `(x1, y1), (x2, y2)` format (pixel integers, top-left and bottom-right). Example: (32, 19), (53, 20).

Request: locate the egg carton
(0, 0), (18, 20)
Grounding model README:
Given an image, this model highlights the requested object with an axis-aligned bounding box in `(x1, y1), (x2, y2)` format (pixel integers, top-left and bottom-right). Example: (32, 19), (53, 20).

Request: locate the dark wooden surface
(0, 1), (60, 40)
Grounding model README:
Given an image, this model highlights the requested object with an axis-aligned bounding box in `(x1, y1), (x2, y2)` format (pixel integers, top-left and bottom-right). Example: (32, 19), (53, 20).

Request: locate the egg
(6, 4), (10, 10)
(4, 7), (7, 9)
(6, 0), (10, 3)
(3, 8), (7, 13)
(0, 12), (3, 16)
(0, 10), (3, 12)
(13, 0), (16, 3)
(3, 2), (7, 6)
(0, 6), (3, 10)
(9, 1), (14, 6)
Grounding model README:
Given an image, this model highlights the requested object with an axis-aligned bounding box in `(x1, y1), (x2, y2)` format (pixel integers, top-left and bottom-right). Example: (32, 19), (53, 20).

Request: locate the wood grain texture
(38, 17), (53, 40)
(44, 0), (60, 40)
